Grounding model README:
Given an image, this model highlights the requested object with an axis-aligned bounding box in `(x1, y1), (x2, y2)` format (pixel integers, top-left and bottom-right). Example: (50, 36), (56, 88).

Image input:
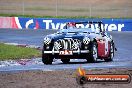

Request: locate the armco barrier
(0, 17), (132, 31)
(0, 17), (12, 28)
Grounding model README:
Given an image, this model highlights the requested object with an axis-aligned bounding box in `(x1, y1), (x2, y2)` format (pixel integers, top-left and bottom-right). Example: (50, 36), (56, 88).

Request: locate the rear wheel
(105, 42), (114, 62)
(61, 59), (70, 64)
(87, 42), (98, 63)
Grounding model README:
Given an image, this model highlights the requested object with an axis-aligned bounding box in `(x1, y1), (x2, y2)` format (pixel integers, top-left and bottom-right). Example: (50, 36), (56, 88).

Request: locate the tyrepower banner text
(0, 17), (132, 31)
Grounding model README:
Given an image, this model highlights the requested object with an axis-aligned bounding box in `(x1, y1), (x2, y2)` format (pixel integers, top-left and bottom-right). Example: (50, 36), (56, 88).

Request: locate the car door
(97, 32), (110, 58)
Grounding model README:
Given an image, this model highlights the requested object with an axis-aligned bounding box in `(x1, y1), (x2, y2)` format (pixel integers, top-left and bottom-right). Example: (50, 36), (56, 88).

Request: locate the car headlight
(83, 37), (90, 45)
(44, 37), (52, 45)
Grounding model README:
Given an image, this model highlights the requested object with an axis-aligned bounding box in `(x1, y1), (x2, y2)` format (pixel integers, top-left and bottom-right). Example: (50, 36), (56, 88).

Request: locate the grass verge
(0, 43), (41, 60)
(0, 13), (96, 18)
(0, 13), (132, 18)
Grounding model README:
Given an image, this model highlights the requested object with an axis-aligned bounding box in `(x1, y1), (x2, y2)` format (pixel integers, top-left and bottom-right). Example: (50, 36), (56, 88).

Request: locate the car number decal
(59, 50), (73, 55)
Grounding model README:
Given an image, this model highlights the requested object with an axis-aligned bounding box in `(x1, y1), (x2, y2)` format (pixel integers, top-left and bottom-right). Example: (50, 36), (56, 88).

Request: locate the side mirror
(115, 48), (117, 51)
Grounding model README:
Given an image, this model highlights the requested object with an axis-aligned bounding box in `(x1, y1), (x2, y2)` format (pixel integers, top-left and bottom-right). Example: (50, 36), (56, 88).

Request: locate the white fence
(0, 0), (131, 18)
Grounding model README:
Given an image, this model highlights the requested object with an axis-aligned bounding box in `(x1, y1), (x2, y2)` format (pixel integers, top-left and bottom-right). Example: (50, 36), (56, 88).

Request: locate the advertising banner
(13, 17), (132, 31)
(0, 17), (132, 31)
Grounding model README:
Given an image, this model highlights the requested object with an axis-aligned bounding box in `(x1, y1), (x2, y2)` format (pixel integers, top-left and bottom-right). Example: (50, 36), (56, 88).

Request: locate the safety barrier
(0, 17), (132, 31)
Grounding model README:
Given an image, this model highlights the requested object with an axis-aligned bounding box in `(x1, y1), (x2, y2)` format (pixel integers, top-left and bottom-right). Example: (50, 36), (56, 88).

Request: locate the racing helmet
(67, 22), (76, 29)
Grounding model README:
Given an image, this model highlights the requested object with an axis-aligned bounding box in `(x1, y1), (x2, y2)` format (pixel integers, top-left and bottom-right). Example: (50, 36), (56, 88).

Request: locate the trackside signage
(0, 17), (132, 31)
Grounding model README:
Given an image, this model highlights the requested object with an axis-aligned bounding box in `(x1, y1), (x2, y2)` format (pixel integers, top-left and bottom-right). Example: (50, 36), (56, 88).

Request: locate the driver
(67, 22), (76, 29)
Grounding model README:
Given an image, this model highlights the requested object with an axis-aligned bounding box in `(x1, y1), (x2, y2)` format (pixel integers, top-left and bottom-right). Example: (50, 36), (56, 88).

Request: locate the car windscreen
(57, 28), (97, 33)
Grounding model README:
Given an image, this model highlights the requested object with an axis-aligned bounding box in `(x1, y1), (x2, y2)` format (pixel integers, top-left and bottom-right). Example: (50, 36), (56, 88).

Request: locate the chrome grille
(54, 38), (81, 50)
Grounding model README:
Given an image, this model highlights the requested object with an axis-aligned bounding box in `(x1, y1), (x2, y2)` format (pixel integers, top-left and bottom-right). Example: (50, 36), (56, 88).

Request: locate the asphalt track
(0, 29), (132, 72)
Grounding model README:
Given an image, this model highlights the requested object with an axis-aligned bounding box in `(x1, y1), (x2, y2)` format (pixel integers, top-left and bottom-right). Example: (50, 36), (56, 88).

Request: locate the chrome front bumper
(43, 50), (89, 55)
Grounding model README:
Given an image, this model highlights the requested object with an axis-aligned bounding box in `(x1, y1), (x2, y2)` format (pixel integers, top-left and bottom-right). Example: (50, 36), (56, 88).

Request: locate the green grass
(0, 13), (131, 19)
(0, 43), (41, 60)
(0, 13), (96, 18)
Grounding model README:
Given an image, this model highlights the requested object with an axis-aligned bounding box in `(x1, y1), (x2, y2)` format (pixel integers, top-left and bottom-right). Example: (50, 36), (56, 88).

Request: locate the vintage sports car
(42, 21), (116, 65)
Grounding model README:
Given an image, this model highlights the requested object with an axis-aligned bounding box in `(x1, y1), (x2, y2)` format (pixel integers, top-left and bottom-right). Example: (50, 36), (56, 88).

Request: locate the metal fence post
(89, 4), (91, 18)
(22, 0), (25, 15)
(56, 0), (58, 16)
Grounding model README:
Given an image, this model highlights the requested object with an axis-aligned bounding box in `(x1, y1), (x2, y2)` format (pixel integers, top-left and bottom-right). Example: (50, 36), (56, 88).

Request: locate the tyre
(105, 42), (114, 62)
(61, 59), (70, 64)
(87, 42), (98, 63)
(42, 49), (53, 65)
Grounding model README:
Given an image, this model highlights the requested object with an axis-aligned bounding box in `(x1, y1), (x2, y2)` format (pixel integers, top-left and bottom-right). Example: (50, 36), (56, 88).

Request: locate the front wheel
(87, 42), (98, 63)
(42, 49), (53, 65)
(61, 59), (70, 64)
(42, 54), (53, 65)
